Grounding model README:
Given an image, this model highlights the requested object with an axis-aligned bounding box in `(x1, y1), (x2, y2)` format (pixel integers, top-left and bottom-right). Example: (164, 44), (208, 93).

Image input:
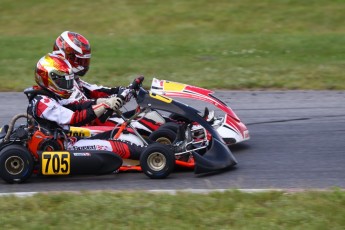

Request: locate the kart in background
(63, 78), (248, 176)
(69, 78), (246, 176)
(91, 81), (238, 178)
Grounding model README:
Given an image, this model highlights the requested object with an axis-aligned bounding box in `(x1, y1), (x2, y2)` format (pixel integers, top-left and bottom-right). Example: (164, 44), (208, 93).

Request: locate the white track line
(0, 188), (338, 197)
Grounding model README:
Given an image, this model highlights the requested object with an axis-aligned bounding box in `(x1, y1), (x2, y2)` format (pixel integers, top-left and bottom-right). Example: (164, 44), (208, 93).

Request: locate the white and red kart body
(69, 79), (248, 172)
(150, 78), (250, 145)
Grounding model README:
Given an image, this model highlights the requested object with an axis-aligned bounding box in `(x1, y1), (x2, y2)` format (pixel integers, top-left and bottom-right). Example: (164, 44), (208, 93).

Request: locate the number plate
(41, 152), (70, 175)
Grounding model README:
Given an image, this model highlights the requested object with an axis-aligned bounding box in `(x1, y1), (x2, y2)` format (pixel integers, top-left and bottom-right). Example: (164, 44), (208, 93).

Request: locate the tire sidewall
(140, 143), (175, 179)
(0, 145), (34, 183)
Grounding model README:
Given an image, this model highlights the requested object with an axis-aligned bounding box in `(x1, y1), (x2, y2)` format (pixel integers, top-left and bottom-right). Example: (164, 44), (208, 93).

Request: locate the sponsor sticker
(149, 92), (172, 103)
(72, 145), (96, 150)
(73, 152), (91, 157)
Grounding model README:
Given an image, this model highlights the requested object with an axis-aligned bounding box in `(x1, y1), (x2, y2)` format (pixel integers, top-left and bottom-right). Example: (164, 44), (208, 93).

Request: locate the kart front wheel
(0, 145), (34, 184)
(140, 143), (175, 179)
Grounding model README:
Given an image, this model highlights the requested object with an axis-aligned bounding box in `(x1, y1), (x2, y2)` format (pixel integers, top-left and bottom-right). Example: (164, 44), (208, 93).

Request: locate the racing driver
(27, 53), (146, 160)
(52, 31), (120, 102)
(51, 30), (160, 131)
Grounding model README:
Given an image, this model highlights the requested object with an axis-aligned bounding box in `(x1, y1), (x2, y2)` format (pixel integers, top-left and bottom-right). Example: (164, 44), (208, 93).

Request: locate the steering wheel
(98, 76), (145, 123)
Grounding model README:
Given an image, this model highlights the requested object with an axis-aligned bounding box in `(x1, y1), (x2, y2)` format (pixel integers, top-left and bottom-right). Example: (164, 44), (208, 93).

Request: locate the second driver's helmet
(35, 53), (74, 99)
(53, 31), (91, 76)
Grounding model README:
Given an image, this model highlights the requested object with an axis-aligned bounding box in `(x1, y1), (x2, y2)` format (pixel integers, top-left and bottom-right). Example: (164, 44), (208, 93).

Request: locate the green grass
(1, 190), (345, 229)
(1, 2), (344, 228)
(0, 0), (344, 91)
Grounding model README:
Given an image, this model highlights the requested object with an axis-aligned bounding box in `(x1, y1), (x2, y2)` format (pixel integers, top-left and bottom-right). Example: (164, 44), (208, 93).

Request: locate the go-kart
(66, 78), (246, 175)
(0, 78), (239, 183)
(53, 77), (247, 176)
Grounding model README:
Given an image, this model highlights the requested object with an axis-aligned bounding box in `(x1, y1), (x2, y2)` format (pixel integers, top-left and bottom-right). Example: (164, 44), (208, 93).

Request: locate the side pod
(38, 150), (123, 176)
(69, 150), (123, 175)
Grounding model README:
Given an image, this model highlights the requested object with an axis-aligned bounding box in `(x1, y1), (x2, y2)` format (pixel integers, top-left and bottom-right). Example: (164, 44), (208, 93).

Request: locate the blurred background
(0, 0), (344, 91)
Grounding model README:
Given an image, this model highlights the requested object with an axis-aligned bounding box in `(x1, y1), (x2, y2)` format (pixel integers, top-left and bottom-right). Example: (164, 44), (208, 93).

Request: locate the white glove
(105, 96), (123, 110)
(93, 97), (123, 117)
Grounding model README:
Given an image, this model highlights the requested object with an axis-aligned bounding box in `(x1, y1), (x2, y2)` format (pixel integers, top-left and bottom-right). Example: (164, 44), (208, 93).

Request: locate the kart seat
(23, 86), (51, 102)
(23, 87), (37, 101)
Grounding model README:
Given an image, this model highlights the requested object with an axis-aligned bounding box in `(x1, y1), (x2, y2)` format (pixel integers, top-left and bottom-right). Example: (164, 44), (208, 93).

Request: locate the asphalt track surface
(0, 90), (344, 193)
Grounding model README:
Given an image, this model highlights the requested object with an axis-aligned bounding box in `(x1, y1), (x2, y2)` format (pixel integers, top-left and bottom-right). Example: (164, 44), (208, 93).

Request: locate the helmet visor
(70, 53), (91, 68)
(76, 56), (90, 67)
(51, 72), (74, 90)
(66, 53), (90, 67)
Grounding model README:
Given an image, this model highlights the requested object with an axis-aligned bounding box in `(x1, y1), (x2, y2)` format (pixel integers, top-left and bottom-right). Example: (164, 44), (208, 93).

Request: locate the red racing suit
(59, 77), (162, 135)
(76, 77), (121, 99)
(27, 88), (144, 159)
(59, 77), (121, 104)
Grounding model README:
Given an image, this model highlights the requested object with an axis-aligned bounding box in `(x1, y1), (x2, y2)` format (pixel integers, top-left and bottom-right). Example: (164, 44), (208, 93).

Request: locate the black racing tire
(140, 143), (175, 179)
(148, 128), (177, 145)
(0, 145), (34, 184)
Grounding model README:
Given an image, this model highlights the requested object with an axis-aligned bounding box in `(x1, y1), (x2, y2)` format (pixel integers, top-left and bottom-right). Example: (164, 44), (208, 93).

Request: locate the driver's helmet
(35, 53), (74, 99)
(53, 31), (91, 76)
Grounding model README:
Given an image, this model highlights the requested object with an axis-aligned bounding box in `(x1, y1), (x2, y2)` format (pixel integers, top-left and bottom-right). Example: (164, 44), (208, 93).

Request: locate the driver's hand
(92, 96), (123, 117)
(106, 96), (123, 111)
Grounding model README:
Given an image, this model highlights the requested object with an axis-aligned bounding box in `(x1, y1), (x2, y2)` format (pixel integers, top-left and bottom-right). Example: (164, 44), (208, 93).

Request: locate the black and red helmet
(53, 31), (91, 76)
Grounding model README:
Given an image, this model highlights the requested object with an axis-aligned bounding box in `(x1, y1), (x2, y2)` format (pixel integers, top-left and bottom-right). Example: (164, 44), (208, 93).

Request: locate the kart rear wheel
(140, 143), (175, 179)
(0, 145), (34, 184)
(149, 128), (177, 145)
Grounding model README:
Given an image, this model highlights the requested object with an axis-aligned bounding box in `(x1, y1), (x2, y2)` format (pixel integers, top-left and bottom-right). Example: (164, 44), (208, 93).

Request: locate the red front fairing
(150, 78), (249, 143)
(151, 78), (241, 120)
(225, 114), (249, 140)
(158, 86), (240, 122)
